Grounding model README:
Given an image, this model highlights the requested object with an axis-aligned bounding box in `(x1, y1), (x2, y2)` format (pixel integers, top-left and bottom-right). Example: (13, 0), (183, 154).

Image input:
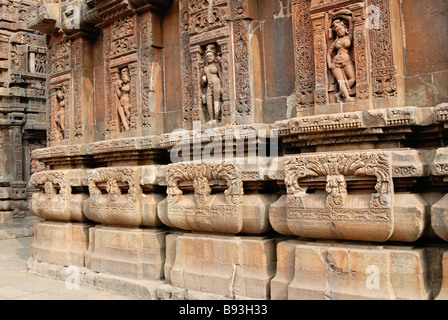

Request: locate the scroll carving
(166, 161), (243, 206)
(284, 152), (394, 241)
(164, 161), (246, 233)
(29, 170), (87, 222)
(369, 0), (397, 98)
(292, 0), (315, 115)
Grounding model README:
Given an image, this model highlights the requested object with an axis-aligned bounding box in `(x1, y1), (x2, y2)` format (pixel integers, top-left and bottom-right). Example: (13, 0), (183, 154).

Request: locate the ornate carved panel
(291, 0), (404, 114)
(84, 166), (163, 227)
(179, 0), (255, 128)
(283, 151), (394, 241)
(165, 160), (246, 233)
(29, 169), (88, 222)
(292, 0), (315, 116)
(368, 0), (398, 98)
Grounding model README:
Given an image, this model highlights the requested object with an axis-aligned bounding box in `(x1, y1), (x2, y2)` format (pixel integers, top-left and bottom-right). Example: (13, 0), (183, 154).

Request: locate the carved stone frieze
(83, 166), (164, 227)
(160, 159), (272, 234)
(28, 169), (88, 222)
(281, 151), (394, 241)
(291, 0), (405, 113)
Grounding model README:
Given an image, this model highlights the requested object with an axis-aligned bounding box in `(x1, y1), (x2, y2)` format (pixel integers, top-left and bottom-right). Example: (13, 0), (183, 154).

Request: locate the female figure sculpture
(201, 44), (222, 124)
(54, 88), (65, 139)
(115, 67), (131, 131)
(327, 10), (356, 102)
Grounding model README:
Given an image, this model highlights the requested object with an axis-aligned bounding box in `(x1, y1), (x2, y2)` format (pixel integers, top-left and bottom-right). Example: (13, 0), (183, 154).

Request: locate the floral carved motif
(166, 161), (243, 205)
(284, 151), (394, 241)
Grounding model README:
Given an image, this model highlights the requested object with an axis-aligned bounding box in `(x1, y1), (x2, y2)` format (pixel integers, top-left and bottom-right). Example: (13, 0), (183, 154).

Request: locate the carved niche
(292, 0), (405, 115)
(102, 8), (162, 138)
(283, 151), (394, 241)
(48, 35), (71, 146)
(179, 0), (256, 128)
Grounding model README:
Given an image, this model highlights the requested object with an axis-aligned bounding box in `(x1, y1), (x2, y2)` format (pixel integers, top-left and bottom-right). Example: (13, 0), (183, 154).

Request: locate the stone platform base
(30, 221), (92, 267)
(86, 226), (167, 280)
(27, 258), (266, 300)
(26, 221), (448, 300)
(271, 240), (439, 300)
(165, 233), (277, 299)
(27, 258), (164, 299)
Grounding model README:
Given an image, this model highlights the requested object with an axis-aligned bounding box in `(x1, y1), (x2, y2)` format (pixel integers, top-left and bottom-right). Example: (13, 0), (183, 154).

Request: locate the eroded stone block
(167, 233), (276, 299)
(30, 221), (92, 267)
(271, 241), (432, 300)
(85, 226), (167, 280)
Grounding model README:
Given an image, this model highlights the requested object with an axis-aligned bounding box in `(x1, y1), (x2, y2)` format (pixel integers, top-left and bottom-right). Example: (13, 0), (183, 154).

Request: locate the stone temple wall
(0, 0), (46, 239)
(24, 0), (448, 299)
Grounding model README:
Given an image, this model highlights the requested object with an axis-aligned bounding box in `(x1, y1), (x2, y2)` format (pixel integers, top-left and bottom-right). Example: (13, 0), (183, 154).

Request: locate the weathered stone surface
(29, 169), (89, 222)
(85, 226), (167, 280)
(21, 0), (448, 301)
(271, 240), (432, 300)
(435, 250), (448, 300)
(83, 166), (165, 227)
(167, 233), (276, 299)
(30, 221), (92, 267)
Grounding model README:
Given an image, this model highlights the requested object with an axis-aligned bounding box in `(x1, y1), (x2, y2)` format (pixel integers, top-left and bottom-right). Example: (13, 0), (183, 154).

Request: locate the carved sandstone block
(431, 195), (448, 242)
(29, 169), (89, 222)
(30, 221), (91, 267)
(167, 233), (276, 299)
(271, 240), (432, 300)
(159, 160), (276, 234)
(269, 150), (430, 242)
(283, 151), (394, 241)
(85, 226), (167, 280)
(83, 166), (164, 227)
(435, 250), (448, 300)
(270, 192), (429, 242)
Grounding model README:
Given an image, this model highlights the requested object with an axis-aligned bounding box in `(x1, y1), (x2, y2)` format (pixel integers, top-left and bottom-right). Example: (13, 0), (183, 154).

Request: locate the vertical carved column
(368, 0), (405, 108)
(291, 0), (315, 117)
(179, 1), (194, 129)
(233, 18), (253, 124)
(48, 35), (71, 146)
(71, 36), (95, 143)
(351, 3), (372, 105)
(311, 12), (328, 107)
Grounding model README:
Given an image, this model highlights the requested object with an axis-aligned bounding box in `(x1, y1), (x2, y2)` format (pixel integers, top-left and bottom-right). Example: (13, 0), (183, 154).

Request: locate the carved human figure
(115, 67), (131, 131)
(201, 44), (222, 124)
(327, 10), (356, 102)
(54, 88), (65, 138)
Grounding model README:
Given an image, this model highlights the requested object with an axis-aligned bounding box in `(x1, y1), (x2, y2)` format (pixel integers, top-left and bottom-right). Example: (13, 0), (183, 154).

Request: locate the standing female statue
(115, 67), (131, 131)
(327, 10), (356, 102)
(201, 44), (222, 124)
(54, 88), (65, 139)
